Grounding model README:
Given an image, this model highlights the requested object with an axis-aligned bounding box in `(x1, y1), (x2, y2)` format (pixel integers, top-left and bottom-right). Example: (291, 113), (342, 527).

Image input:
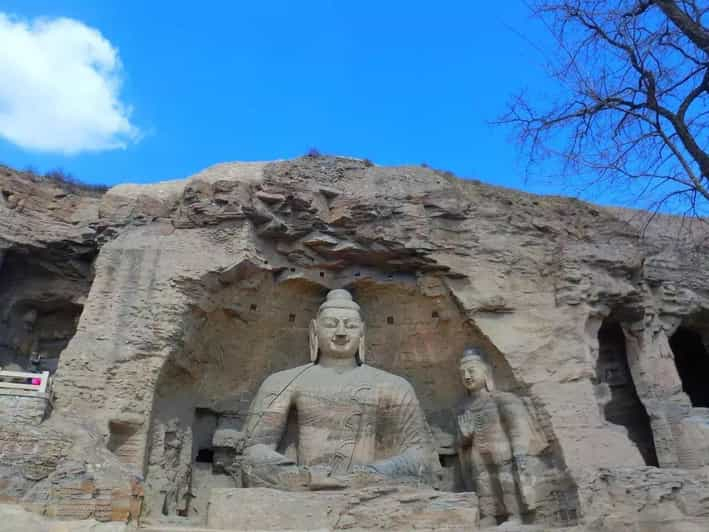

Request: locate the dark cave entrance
(0, 248), (93, 373)
(596, 319), (658, 466)
(193, 407), (218, 465)
(195, 448), (214, 463)
(669, 327), (709, 408)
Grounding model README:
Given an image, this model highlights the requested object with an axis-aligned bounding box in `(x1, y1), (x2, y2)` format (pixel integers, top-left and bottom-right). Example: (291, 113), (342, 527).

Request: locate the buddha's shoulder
(258, 363), (313, 389)
(493, 390), (527, 408)
(359, 364), (414, 390)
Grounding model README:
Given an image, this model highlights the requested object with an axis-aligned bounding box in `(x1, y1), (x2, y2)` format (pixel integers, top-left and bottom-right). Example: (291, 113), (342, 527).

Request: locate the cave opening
(195, 448), (214, 463)
(669, 326), (709, 408)
(0, 248), (93, 373)
(192, 407), (218, 465)
(596, 319), (658, 466)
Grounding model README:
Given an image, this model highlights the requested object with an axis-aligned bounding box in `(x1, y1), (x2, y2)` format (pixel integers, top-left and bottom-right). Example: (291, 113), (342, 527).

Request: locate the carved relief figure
(456, 347), (548, 525)
(147, 418), (193, 517)
(241, 289), (439, 490)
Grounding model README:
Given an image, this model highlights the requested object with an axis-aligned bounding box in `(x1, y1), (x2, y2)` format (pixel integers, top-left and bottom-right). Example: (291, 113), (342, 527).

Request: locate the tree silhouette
(501, 0), (709, 215)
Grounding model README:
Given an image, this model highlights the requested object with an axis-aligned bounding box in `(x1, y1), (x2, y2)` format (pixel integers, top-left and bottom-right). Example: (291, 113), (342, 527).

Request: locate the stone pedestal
(207, 486), (479, 531)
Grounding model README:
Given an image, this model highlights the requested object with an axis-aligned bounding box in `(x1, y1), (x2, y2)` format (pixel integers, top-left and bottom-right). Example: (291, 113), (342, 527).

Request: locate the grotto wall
(0, 166), (111, 511)
(1, 157), (709, 530)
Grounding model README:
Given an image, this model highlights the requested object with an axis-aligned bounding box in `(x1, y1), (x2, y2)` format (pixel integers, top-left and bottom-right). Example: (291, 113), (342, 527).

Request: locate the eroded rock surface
(208, 486), (480, 531)
(1, 157), (709, 530)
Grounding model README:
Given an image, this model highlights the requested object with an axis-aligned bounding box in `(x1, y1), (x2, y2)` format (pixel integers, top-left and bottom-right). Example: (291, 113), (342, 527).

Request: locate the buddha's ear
(309, 319), (319, 364)
(357, 323), (366, 365)
(484, 367), (495, 392)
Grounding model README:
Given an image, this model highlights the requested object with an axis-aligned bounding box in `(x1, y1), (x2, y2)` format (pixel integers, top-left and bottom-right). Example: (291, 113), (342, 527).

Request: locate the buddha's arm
(497, 393), (548, 457)
(243, 373), (294, 452)
(241, 373), (307, 488)
(371, 383), (437, 480)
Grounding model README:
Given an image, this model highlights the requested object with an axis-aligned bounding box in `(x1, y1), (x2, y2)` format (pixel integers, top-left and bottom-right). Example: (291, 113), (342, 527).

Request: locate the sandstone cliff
(1, 157), (708, 530)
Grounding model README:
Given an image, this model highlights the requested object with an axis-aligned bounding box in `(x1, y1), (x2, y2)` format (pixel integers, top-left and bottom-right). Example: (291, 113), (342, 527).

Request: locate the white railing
(0, 370), (50, 395)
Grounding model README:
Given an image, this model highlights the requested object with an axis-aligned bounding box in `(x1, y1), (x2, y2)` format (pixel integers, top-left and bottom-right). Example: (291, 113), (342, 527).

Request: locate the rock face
(207, 486), (480, 531)
(1, 156), (709, 530)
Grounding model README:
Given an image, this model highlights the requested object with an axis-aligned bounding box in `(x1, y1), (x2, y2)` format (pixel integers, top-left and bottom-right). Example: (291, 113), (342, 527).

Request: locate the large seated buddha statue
(240, 289), (440, 490)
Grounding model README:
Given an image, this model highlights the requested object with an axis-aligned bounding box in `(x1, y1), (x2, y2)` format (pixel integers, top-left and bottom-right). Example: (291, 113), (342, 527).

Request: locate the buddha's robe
(242, 363), (437, 486)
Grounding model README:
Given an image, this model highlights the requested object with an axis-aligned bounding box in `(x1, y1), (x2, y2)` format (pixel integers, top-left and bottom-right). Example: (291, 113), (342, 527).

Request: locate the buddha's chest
(293, 379), (380, 429)
(458, 398), (506, 441)
(291, 378), (382, 468)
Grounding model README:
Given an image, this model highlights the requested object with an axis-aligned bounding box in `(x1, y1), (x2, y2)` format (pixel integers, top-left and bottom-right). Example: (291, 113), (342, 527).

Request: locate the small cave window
(438, 454), (456, 468)
(107, 420), (140, 459)
(250, 304), (257, 311)
(597, 319), (658, 466)
(669, 327), (709, 408)
(386, 316), (394, 325)
(195, 448), (214, 463)
(289, 313), (296, 323)
(432, 311), (439, 318)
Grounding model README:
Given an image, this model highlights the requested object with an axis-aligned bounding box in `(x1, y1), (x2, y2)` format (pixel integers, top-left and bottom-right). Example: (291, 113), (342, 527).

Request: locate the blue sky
(0, 1), (571, 197)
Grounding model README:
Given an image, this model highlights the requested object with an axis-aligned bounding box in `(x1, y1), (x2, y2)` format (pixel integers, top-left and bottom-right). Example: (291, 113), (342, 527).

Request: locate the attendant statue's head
(310, 289), (366, 365)
(459, 347), (494, 393)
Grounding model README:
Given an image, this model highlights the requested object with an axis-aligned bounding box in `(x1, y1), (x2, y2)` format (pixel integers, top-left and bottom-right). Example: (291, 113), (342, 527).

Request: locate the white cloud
(0, 13), (139, 154)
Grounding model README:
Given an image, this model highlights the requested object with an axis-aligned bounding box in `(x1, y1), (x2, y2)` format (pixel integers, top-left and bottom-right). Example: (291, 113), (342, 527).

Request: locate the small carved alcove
(595, 314), (658, 466)
(669, 316), (709, 408)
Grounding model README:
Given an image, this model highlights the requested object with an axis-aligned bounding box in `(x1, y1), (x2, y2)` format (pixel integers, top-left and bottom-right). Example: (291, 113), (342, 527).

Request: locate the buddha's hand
(307, 464), (385, 491)
(243, 444), (295, 466)
(457, 412), (476, 440)
(351, 463), (380, 474)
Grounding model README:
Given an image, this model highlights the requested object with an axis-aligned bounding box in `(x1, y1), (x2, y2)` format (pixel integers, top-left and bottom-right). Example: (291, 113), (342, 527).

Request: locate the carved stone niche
(668, 312), (709, 468)
(669, 315), (709, 409)
(144, 267), (501, 527)
(593, 312), (659, 468)
(0, 248), (89, 374)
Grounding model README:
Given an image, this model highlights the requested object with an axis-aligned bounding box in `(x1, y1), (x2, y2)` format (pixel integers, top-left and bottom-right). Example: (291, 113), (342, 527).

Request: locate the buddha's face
(316, 307), (363, 360)
(460, 359), (487, 392)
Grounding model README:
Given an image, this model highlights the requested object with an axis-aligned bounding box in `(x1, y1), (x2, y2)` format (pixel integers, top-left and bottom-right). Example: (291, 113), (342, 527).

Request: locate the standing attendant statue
(456, 347), (548, 526)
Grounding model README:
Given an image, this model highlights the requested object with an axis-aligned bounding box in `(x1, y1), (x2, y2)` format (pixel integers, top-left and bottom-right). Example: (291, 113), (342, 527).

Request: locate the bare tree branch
(500, 0), (709, 216)
(654, 0), (709, 52)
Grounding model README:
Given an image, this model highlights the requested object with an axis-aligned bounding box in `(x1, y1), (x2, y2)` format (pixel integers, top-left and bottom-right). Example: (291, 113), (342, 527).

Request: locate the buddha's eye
(321, 318), (338, 328)
(345, 321), (361, 329)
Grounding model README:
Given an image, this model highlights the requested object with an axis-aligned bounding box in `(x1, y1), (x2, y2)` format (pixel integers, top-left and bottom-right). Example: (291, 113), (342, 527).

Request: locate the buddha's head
(459, 347), (494, 393)
(310, 289), (365, 364)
